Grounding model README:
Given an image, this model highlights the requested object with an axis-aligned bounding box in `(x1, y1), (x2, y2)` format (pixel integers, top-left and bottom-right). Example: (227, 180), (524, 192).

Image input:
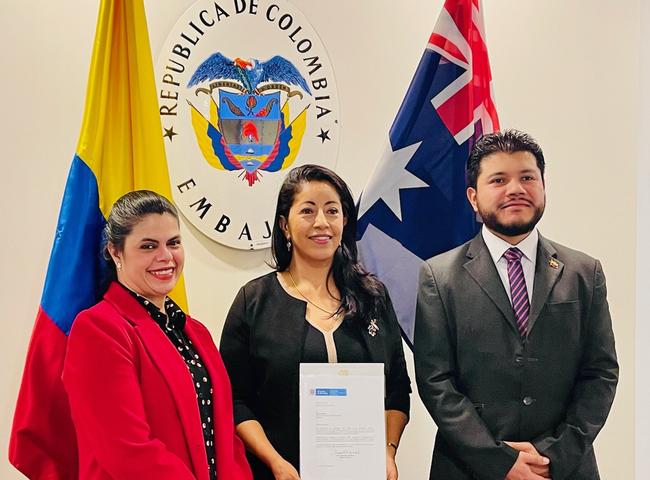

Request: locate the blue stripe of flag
(41, 155), (107, 335)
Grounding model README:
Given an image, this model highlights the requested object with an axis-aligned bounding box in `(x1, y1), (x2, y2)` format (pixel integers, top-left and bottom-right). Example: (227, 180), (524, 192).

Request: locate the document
(299, 363), (385, 480)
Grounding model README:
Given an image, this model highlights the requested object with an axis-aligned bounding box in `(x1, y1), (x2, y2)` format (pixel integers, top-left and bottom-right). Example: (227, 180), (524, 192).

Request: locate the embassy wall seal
(156, 0), (340, 249)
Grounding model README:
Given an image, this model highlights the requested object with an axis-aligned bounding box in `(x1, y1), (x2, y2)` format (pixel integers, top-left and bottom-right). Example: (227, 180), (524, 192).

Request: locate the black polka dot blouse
(122, 284), (217, 480)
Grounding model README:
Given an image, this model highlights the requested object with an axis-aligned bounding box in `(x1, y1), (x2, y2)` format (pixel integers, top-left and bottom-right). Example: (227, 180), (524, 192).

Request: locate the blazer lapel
(270, 273), (311, 372)
(463, 234), (520, 336)
(185, 321), (237, 480)
(528, 235), (564, 334)
(104, 284), (209, 480)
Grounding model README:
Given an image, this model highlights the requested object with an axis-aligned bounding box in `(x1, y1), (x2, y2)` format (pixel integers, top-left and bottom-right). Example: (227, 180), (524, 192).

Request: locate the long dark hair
(271, 164), (386, 325)
(101, 190), (179, 292)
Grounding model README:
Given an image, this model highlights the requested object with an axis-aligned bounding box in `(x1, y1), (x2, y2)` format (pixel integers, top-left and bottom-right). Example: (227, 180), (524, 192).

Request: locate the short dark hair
(102, 190), (178, 287)
(466, 129), (545, 189)
(270, 164), (386, 325)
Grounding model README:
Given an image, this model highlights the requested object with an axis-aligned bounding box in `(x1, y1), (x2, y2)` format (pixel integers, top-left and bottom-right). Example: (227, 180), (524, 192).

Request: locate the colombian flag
(9, 1), (187, 477)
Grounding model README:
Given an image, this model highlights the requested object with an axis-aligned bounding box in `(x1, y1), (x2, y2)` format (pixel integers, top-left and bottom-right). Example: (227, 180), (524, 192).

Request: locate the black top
(302, 319), (370, 363)
(120, 284), (217, 480)
(220, 272), (411, 480)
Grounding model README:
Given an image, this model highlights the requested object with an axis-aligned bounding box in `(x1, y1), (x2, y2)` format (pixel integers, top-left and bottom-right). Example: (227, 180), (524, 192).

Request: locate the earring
(116, 262), (122, 271)
(286, 238), (292, 252)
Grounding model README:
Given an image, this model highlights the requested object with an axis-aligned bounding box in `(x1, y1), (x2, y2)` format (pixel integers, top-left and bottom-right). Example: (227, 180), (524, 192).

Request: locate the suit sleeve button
(515, 355), (524, 365)
(522, 396), (535, 406)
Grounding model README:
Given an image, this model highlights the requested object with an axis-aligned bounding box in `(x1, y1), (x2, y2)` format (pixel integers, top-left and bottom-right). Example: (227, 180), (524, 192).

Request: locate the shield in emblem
(218, 91), (282, 174)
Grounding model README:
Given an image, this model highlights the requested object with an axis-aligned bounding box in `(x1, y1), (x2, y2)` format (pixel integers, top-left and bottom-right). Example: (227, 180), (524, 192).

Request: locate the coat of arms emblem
(188, 53), (310, 186)
(155, 0), (339, 249)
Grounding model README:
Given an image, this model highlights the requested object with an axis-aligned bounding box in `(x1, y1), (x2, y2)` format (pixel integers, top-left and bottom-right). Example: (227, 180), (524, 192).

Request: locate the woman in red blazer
(62, 190), (252, 480)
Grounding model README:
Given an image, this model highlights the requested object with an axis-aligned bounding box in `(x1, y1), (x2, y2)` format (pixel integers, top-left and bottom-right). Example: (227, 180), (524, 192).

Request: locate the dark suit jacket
(414, 232), (618, 480)
(62, 282), (252, 480)
(220, 272), (411, 479)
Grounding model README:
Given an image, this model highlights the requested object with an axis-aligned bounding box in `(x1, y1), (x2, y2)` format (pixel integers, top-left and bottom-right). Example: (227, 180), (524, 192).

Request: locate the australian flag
(357, 0), (499, 345)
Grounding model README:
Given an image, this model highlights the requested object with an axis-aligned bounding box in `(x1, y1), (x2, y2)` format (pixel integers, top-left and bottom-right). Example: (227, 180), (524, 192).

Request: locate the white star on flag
(358, 141), (429, 221)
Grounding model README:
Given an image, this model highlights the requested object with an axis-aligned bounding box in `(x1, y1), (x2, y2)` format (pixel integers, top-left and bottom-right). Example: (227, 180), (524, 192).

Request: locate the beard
(479, 203), (545, 238)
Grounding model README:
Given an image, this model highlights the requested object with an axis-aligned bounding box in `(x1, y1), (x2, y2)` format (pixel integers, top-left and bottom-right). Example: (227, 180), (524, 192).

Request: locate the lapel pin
(367, 319), (379, 337)
(549, 258), (559, 269)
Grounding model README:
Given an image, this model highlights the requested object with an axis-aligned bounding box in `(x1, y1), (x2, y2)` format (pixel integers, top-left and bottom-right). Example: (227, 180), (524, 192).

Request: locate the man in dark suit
(414, 130), (618, 480)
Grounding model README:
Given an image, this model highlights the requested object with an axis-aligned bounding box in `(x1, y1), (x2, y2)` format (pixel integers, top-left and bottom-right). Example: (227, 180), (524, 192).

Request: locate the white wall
(1, 1), (639, 478)
(637, 0), (650, 475)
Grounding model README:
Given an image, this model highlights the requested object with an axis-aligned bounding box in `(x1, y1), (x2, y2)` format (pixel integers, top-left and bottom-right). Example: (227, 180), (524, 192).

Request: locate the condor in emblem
(187, 53), (310, 186)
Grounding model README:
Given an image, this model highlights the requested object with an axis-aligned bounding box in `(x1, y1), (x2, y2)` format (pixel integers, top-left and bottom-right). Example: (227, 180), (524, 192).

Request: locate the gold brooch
(549, 258), (559, 269)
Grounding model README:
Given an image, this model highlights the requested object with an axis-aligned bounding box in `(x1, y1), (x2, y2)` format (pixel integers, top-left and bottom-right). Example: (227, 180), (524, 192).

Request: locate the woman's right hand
(234, 421), (300, 480)
(270, 457), (301, 480)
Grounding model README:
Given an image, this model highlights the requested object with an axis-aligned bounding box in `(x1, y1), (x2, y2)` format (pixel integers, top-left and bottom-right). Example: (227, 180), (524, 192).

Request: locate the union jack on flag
(357, 0), (499, 345)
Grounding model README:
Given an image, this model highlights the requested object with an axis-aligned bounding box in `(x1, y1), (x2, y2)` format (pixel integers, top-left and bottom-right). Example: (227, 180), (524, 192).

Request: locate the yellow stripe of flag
(75, 0), (187, 310)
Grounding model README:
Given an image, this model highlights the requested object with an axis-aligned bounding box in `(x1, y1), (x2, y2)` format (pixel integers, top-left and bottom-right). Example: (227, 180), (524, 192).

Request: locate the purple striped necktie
(503, 247), (530, 338)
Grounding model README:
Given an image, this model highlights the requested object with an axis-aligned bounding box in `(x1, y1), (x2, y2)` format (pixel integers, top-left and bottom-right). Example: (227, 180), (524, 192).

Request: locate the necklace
(287, 270), (340, 317)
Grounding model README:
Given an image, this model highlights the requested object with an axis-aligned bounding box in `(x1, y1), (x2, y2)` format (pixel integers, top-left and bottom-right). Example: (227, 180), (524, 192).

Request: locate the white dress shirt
(481, 226), (538, 304)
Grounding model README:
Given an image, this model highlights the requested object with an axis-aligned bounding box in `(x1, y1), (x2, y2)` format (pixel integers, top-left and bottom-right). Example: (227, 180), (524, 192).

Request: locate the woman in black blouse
(220, 165), (411, 480)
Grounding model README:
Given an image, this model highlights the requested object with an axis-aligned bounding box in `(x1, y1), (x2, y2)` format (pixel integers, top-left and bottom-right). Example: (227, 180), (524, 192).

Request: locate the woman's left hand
(386, 451), (398, 480)
(385, 410), (407, 480)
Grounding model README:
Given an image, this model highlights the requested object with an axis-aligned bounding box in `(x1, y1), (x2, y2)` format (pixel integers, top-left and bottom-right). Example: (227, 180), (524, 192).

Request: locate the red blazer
(62, 283), (252, 480)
